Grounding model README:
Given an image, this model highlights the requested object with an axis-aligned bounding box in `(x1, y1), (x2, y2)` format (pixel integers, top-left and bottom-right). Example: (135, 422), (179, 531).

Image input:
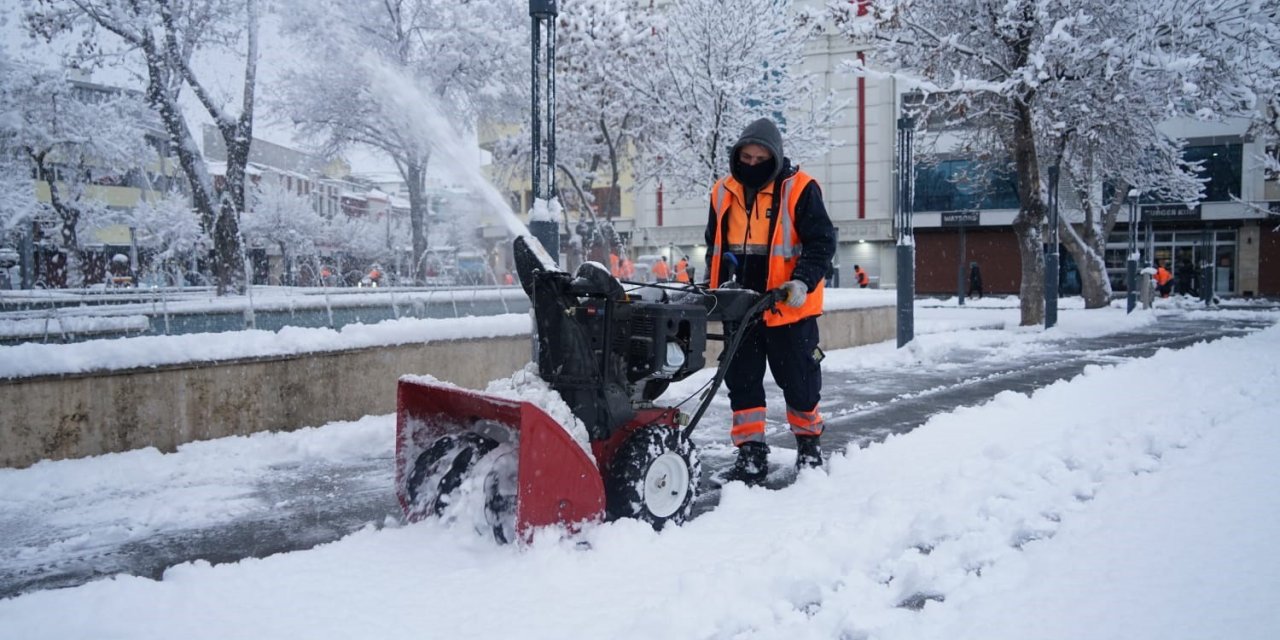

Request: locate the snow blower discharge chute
(395, 236), (783, 543)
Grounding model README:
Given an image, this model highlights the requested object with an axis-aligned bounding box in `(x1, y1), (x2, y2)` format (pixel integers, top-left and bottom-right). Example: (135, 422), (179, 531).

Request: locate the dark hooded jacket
(705, 118), (836, 294)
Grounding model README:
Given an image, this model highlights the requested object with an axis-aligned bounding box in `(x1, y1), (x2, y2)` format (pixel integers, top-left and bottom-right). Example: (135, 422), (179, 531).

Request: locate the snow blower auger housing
(396, 235), (781, 543)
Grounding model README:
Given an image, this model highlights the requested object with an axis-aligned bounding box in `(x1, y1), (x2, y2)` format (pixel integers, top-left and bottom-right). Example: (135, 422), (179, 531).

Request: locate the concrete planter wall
(0, 306), (894, 468)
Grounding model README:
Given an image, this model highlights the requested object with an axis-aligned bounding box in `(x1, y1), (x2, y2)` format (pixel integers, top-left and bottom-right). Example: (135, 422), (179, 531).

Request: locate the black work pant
(725, 316), (822, 415)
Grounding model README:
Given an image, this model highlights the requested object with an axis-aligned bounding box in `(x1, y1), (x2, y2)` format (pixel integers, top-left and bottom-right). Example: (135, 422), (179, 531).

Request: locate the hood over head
(730, 118), (785, 189)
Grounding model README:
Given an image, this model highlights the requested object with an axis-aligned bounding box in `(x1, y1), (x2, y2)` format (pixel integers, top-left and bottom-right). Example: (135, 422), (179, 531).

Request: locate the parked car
(456, 250), (489, 285)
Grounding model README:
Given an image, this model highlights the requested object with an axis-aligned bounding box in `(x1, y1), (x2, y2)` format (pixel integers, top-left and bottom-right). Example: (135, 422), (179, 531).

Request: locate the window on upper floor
(1183, 143), (1242, 202)
(912, 158), (1020, 212)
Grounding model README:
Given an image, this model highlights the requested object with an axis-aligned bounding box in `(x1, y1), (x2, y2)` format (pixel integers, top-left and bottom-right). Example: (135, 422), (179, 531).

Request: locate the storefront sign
(1141, 204), (1201, 221)
(941, 211), (980, 227)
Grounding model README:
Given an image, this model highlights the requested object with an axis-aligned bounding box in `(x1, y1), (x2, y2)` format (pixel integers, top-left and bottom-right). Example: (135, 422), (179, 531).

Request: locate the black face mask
(734, 157), (776, 189)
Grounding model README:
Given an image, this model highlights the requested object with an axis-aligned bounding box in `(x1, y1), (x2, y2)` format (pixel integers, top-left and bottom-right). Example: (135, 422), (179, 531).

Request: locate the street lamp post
(527, 0), (559, 265)
(895, 94), (918, 348)
(956, 222), (966, 306)
(1200, 229), (1214, 307)
(20, 223), (35, 289)
(1126, 193), (1139, 313)
(1045, 165), (1060, 329)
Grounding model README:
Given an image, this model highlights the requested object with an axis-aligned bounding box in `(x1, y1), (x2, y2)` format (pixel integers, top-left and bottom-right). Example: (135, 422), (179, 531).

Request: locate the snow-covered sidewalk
(1, 304), (1277, 639)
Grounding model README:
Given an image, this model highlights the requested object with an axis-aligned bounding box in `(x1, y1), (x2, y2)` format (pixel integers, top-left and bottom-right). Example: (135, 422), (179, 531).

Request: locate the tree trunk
(141, 52), (228, 292)
(1009, 101), (1046, 326)
(217, 130), (250, 292)
(1059, 224), (1113, 309)
(30, 153), (85, 287)
(404, 160), (427, 284)
(1077, 248), (1111, 308)
(1060, 170), (1121, 310)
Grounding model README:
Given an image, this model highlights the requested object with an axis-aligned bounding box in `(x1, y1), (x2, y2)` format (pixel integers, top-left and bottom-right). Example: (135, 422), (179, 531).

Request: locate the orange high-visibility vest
(653, 259), (670, 280)
(675, 258), (690, 283)
(708, 170), (823, 327)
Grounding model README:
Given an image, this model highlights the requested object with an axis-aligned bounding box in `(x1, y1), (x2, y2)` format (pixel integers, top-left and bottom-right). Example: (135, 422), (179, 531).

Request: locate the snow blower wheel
(481, 448), (519, 544)
(406, 432), (498, 518)
(605, 426), (700, 529)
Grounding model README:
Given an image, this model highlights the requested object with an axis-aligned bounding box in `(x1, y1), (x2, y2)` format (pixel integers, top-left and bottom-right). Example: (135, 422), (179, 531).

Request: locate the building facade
(481, 1), (1279, 297)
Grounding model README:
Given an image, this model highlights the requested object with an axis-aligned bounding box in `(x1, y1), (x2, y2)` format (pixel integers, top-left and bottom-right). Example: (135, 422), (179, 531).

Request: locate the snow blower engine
(394, 235), (782, 543)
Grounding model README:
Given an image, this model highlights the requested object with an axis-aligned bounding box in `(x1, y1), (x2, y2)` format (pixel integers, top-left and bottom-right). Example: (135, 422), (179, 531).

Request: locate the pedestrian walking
(968, 261), (983, 299)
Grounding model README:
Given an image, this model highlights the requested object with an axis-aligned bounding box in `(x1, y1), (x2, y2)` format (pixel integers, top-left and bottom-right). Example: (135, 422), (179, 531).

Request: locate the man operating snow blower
(395, 234), (790, 543)
(705, 117), (837, 485)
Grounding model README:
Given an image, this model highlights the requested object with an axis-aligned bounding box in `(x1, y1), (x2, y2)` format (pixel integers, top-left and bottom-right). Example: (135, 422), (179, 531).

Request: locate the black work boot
(722, 442), (769, 486)
(795, 435), (823, 471)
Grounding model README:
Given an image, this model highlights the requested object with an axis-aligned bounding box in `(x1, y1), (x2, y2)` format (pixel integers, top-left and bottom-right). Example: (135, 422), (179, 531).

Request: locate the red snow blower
(395, 235), (782, 543)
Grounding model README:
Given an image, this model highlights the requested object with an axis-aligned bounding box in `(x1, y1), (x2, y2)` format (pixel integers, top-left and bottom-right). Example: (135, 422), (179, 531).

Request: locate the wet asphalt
(1, 311), (1273, 599)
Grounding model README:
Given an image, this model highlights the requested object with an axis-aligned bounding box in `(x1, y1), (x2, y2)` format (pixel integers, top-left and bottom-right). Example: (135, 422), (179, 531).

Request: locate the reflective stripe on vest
(708, 172), (824, 327)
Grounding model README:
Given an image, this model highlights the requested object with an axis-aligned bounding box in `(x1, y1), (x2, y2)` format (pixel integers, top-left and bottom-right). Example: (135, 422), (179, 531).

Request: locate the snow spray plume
(360, 55), (532, 244)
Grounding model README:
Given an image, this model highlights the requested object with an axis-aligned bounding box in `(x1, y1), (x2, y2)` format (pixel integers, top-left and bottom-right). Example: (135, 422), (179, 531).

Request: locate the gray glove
(781, 279), (808, 308)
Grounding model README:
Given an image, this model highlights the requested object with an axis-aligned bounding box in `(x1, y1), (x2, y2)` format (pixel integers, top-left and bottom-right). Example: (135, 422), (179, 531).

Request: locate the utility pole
(1126, 192), (1139, 313)
(528, 0), (560, 265)
(895, 93), (918, 348)
(1045, 165), (1060, 329)
(956, 222), (966, 306)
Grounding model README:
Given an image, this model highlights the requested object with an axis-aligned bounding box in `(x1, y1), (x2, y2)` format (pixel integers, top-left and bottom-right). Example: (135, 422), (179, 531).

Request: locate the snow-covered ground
(1, 297), (1278, 639)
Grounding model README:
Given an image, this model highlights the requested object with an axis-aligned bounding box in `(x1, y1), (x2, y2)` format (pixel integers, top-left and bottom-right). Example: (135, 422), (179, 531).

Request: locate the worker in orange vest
(652, 256), (670, 282)
(1154, 260), (1173, 298)
(674, 256), (691, 283)
(609, 252), (622, 278)
(854, 264), (870, 288)
(705, 117), (836, 483)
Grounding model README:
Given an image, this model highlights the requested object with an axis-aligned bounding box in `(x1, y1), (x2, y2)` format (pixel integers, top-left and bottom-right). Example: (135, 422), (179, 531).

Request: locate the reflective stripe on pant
(787, 405), (824, 437)
(724, 315), (823, 443)
(724, 316), (822, 411)
(731, 407), (767, 446)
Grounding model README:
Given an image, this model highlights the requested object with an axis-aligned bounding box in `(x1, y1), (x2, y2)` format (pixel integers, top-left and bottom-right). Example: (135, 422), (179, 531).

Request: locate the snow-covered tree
(27, 0), (262, 294)
(242, 178), (326, 285)
(276, 0), (524, 285)
(1157, 2), (1280, 224)
(0, 155), (33, 239)
(491, 0), (660, 267)
(627, 0), (842, 197)
(117, 190), (209, 285)
(832, 0), (1267, 323)
(1029, 3), (1221, 309)
(0, 60), (154, 286)
(556, 0), (656, 219)
(0, 49), (37, 241)
(319, 212), (397, 277)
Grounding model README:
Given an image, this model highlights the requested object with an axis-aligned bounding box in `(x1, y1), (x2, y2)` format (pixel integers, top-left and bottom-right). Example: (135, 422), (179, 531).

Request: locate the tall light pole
(1199, 228), (1214, 307)
(1045, 164), (1060, 329)
(956, 221), (966, 306)
(896, 93), (918, 348)
(1126, 191), (1139, 313)
(528, 0), (559, 265)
